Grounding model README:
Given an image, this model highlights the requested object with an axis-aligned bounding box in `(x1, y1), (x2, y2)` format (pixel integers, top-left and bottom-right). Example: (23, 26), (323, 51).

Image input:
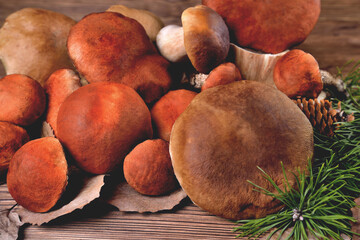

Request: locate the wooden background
(0, 0), (359, 239)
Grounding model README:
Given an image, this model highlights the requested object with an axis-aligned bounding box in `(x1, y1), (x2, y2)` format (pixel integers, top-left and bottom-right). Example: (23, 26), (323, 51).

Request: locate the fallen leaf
(40, 121), (55, 138)
(352, 197), (360, 240)
(0, 209), (23, 240)
(12, 169), (105, 225)
(104, 180), (187, 213)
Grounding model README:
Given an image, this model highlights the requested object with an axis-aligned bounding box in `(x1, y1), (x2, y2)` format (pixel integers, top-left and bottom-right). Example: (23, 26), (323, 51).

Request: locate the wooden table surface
(0, 0), (359, 239)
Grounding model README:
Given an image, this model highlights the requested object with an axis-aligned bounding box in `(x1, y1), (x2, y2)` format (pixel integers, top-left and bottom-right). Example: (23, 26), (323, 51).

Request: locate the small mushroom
(0, 8), (76, 86)
(44, 69), (82, 136)
(0, 122), (29, 176)
(156, 25), (187, 63)
(7, 137), (68, 213)
(201, 62), (242, 91)
(57, 82), (153, 174)
(273, 49), (323, 98)
(151, 89), (197, 142)
(0, 74), (46, 126)
(123, 139), (178, 196)
(107, 5), (164, 42)
(170, 81), (313, 220)
(203, 0), (321, 54)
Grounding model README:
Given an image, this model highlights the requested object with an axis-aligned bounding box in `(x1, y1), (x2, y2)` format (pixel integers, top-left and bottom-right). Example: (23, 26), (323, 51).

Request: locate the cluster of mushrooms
(1, 0), (323, 220)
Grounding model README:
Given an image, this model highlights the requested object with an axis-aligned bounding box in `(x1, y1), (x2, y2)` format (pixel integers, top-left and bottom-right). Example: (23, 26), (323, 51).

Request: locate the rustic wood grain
(0, 0), (359, 239)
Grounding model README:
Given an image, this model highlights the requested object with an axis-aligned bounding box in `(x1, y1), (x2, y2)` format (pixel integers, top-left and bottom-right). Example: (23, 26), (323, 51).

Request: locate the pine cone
(293, 97), (355, 137)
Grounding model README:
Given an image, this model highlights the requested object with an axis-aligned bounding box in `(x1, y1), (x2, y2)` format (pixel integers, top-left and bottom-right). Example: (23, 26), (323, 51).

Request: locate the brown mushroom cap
(0, 122), (29, 176)
(201, 62), (242, 91)
(202, 0), (321, 54)
(7, 137), (68, 213)
(44, 69), (81, 136)
(124, 139), (178, 196)
(0, 8), (76, 86)
(0, 74), (46, 126)
(170, 81), (313, 220)
(67, 12), (156, 84)
(273, 49), (323, 98)
(57, 82), (153, 174)
(182, 5), (230, 73)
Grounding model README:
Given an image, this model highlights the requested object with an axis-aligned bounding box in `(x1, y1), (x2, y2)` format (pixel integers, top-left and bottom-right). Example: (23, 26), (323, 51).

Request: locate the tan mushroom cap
(67, 12), (157, 84)
(182, 5), (230, 73)
(203, 0), (321, 54)
(170, 81), (313, 220)
(0, 8), (76, 86)
(107, 5), (164, 42)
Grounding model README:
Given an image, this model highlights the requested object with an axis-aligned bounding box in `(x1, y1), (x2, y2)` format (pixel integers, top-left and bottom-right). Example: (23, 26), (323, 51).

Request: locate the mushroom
(201, 62), (242, 91)
(56, 82), (153, 174)
(0, 74), (46, 126)
(273, 49), (323, 98)
(202, 0), (321, 54)
(170, 81), (313, 220)
(7, 137), (68, 212)
(123, 139), (178, 196)
(156, 5), (229, 73)
(44, 69), (82, 136)
(0, 8), (76, 86)
(107, 5), (164, 42)
(151, 89), (197, 142)
(67, 12), (172, 104)
(0, 122), (29, 177)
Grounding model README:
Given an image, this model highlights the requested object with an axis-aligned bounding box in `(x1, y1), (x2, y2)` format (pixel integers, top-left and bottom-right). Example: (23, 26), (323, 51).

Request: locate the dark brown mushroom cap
(7, 137), (68, 213)
(202, 0), (321, 54)
(182, 5), (230, 73)
(57, 82), (153, 174)
(67, 12), (157, 84)
(170, 81), (313, 220)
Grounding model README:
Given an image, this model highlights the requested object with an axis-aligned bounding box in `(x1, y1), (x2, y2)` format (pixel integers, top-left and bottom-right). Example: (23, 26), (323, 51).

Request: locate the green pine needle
(233, 62), (360, 239)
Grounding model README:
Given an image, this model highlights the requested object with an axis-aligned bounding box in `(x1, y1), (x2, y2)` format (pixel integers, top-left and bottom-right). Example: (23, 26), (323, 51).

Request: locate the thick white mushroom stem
(230, 44), (288, 87)
(156, 25), (187, 63)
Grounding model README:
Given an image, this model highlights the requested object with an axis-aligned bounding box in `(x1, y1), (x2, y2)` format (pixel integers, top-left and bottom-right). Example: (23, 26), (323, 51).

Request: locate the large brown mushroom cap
(57, 82), (153, 174)
(0, 8), (76, 86)
(182, 5), (230, 73)
(67, 12), (156, 84)
(202, 0), (321, 54)
(170, 81), (313, 220)
(7, 137), (68, 213)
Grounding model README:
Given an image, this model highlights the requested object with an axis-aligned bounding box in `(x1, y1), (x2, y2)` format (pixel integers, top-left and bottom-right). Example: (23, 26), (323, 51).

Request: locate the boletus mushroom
(170, 81), (313, 220)
(7, 137), (68, 213)
(0, 8), (76, 86)
(57, 82), (153, 174)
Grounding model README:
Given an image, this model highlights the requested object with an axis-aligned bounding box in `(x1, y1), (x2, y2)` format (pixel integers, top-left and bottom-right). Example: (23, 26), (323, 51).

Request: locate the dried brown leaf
(0, 210), (22, 240)
(105, 181), (187, 213)
(40, 121), (55, 138)
(12, 172), (105, 226)
(352, 197), (360, 240)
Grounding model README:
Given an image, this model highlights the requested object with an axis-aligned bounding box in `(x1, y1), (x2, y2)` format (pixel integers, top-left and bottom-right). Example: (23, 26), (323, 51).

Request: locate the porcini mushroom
(57, 82), (153, 174)
(201, 62), (242, 91)
(170, 81), (313, 220)
(156, 25), (187, 63)
(203, 0), (321, 54)
(107, 5), (164, 42)
(0, 8), (76, 86)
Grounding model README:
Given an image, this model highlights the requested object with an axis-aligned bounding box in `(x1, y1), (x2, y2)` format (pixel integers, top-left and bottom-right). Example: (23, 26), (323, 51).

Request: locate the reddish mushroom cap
(203, 0), (321, 54)
(201, 62), (242, 91)
(57, 82), (153, 174)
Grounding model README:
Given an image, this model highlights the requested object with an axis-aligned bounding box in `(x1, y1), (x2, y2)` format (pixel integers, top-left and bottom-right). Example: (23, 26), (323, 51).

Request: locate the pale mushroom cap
(107, 5), (164, 42)
(156, 25), (187, 63)
(182, 5), (230, 73)
(0, 8), (76, 86)
(170, 80), (313, 220)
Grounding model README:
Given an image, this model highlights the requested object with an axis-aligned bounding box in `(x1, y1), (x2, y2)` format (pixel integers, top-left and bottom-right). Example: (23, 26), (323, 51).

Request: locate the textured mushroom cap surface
(201, 62), (242, 91)
(151, 89), (197, 141)
(0, 8), (76, 86)
(182, 5), (230, 73)
(0, 74), (46, 126)
(124, 139), (178, 196)
(170, 81), (313, 220)
(273, 49), (323, 98)
(107, 5), (164, 42)
(57, 82), (153, 174)
(7, 137), (68, 213)
(0, 122), (29, 175)
(67, 12), (156, 84)
(202, 0), (321, 54)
